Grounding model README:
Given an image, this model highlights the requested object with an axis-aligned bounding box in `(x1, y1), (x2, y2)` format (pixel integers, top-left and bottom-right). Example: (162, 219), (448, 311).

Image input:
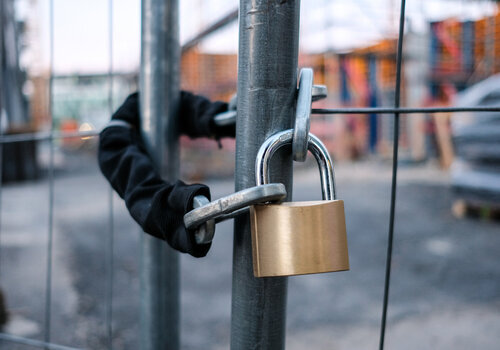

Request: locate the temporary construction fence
(0, 0), (500, 350)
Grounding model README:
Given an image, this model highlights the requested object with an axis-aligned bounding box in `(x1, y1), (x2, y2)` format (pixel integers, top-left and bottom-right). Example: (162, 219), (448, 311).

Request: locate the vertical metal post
(106, 0), (114, 348)
(0, 0), (4, 278)
(1, 0), (28, 127)
(45, 0), (55, 345)
(140, 1), (180, 350)
(0, 0), (3, 115)
(231, 1), (300, 349)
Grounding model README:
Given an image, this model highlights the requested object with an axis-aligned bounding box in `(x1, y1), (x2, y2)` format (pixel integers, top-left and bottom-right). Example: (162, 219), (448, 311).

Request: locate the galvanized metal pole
(140, 1), (180, 349)
(231, 1), (300, 349)
(0, 0), (3, 122)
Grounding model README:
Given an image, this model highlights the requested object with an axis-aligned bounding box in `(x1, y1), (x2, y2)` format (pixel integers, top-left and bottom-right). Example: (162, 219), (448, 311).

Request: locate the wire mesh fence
(0, 0), (499, 349)
(0, 0), (116, 348)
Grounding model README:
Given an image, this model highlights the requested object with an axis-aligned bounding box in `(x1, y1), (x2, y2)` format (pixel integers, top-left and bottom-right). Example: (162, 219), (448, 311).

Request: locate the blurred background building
(4, 0), (499, 209)
(3, 0), (500, 177)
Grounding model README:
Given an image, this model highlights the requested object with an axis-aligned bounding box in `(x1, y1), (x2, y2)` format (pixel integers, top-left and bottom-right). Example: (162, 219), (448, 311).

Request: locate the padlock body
(250, 200), (349, 277)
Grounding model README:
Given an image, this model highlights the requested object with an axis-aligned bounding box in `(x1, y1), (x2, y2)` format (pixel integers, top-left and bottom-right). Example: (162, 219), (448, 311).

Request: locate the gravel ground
(0, 156), (499, 349)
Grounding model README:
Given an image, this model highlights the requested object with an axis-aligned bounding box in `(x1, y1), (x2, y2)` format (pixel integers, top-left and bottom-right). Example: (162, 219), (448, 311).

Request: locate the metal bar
(106, 186), (114, 349)
(379, 0), (407, 349)
(181, 8), (238, 54)
(312, 106), (500, 114)
(106, 0), (114, 348)
(1, 0), (27, 126)
(184, 184), (287, 230)
(44, 0), (55, 345)
(1, 103), (498, 145)
(3, 100), (500, 145)
(231, 1), (300, 349)
(0, 102), (494, 144)
(140, 0), (180, 349)
(0, 130), (99, 144)
(0, 0), (5, 281)
(0, 333), (83, 350)
(52, 72), (137, 80)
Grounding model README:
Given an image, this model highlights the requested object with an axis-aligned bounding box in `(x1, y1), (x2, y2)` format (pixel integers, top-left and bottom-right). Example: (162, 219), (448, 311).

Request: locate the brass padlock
(250, 129), (349, 277)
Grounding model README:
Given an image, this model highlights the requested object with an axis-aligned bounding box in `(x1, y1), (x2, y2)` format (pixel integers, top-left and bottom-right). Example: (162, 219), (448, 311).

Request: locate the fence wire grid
(0, 0), (500, 349)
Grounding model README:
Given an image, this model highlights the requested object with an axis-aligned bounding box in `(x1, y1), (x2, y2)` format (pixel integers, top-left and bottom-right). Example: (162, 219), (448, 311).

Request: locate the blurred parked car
(451, 74), (500, 206)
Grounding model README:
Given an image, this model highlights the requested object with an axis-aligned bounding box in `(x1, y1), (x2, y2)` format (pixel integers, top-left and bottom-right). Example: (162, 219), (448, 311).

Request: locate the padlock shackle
(256, 129), (336, 200)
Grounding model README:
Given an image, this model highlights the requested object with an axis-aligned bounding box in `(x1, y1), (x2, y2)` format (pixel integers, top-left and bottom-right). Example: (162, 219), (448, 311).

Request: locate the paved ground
(0, 154), (499, 349)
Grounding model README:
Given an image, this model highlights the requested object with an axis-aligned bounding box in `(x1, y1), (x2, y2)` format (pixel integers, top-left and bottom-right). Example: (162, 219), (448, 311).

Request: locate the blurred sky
(22, 0), (499, 74)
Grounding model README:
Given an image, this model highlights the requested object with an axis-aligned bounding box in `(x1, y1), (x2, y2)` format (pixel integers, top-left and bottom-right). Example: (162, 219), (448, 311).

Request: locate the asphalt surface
(0, 155), (499, 349)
